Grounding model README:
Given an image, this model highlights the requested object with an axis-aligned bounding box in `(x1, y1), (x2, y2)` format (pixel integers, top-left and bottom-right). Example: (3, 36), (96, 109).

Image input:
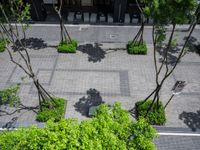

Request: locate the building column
(28, 0), (47, 21)
(113, 0), (127, 23)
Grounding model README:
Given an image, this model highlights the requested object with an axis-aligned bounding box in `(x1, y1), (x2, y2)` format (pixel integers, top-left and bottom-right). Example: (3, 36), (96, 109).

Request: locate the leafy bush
(0, 102), (157, 150)
(57, 39), (77, 53)
(0, 39), (6, 52)
(136, 100), (166, 125)
(36, 97), (66, 122)
(0, 84), (20, 107)
(127, 41), (147, 55)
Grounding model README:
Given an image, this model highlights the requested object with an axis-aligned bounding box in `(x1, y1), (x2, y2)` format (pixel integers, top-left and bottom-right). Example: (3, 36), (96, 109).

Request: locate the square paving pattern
(0, 45), (200, 131)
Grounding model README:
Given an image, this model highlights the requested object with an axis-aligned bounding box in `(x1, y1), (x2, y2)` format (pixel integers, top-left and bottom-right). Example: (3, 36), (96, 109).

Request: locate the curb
(154, 126), (200, 134)
(11, 23), (200, 30)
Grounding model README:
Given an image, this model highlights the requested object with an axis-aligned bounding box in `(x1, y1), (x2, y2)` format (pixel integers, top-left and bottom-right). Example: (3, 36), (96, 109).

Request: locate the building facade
(30, 0), (143, 24)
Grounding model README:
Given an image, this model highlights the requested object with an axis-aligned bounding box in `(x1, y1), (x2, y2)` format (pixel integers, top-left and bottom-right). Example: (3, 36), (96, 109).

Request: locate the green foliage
(0, 84), (20, 107)
(127, 41), (147, 55)
(36, 98), (66, 122)
(145, 0), (197, 25)
(0, 0), (30, 23)
(0, 102), (157, 150)
(155, 25), (166, 47)
(57, 39), (77, 53)
(0, 38), (6, 52)
(136, 100), (166, 125)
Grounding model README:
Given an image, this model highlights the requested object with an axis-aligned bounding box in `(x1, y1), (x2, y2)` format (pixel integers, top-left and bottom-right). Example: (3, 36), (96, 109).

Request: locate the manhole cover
(79, 27), (89, 31)
(110, 34), (119, 39)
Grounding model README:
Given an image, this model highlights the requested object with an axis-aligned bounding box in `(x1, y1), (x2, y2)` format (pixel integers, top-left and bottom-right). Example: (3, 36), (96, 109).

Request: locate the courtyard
(0, 25), (200, 130)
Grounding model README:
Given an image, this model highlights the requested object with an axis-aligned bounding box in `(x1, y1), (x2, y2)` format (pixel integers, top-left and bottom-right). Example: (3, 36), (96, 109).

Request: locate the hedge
(36, 97), (66, 122)
(0, 102), (157, 150)
(127, 41), (147, 55)
(136, 100), (166, 125)
(57, 39), (77, 53)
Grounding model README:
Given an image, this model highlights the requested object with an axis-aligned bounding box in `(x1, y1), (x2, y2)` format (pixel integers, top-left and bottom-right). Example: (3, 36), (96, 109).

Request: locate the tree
(53, 0), (71, 43)
(0, 0), (55, 112)
(141, 0), (198, 116)
(130, 0), (146, 46)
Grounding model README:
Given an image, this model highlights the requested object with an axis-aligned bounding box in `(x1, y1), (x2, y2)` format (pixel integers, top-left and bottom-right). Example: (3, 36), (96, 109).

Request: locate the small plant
(36, 97), (66, 122)
(127, 41), (147, 55)
(136, 100), (166, 125)
(0, 84), (20, 107)
(0, 39), (6, 52)
(57, 39), (77, 53)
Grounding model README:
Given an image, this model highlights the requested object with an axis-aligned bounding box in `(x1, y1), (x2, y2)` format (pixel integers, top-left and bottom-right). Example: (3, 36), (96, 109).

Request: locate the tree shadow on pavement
(13, 37), (47, 51)
(0, 103), (38, 128)
(156, 45), (181, 66)
(74, 89), (104, 117)
(183, 36), (200, 55)
(156, 36), (200, 66)
(2, 117), (18, 128)
(78, 43), (106, 63)
(179, 110), (200, 132)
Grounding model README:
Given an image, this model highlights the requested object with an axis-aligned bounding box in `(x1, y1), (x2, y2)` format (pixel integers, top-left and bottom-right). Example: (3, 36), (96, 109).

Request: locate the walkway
(0, 25), (199, 149)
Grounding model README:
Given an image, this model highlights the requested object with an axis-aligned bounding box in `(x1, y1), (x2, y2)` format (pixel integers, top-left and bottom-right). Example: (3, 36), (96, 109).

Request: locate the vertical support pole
(164, 94), (175, 109)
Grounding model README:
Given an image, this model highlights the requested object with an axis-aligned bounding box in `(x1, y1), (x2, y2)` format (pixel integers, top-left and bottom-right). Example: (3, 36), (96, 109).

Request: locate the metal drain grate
(109, 34), (119, 39)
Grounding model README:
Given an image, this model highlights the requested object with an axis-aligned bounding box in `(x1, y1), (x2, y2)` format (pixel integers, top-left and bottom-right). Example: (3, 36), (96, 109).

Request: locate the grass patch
(36, 97), (66, 122)
(0, 39), (6, 52)
(127, 41), (147, 55)
(135, 100), (166, 125)
(57, 39), (77, 53)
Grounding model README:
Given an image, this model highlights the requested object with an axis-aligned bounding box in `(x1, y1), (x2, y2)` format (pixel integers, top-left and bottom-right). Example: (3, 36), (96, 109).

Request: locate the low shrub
(0, 102), (157, 150)
(36, 97), (66, 122)
(57, 39), (77, 53)
(135, 100), (166, 125)
(127, 41), (147, 55)
(0, 39), (6, 52)
(0, 84), (20, 107)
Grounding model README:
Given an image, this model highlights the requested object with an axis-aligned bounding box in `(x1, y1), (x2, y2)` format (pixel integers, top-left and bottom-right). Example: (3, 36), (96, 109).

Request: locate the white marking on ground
(158, 132), (200, 137)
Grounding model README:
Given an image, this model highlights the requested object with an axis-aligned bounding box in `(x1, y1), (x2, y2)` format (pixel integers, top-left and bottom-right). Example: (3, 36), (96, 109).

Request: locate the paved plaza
(0, 25), (200, 149)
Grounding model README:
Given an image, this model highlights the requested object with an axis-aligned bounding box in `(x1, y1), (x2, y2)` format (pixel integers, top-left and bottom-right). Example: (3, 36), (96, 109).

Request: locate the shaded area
(179, 110), (200, 132)
(0, 103), (38, 117)
(183, 36), (200, 55)
(78, 43), (106, 63)
(2, 117), (18, 128)
(129, 107), (137, 118)
(13, 37), (47, 51)
(0, 103), (38, 128)
(157, 45), (181, 66)
(156, 36), (199, 66)
(74, 89), (104, 117)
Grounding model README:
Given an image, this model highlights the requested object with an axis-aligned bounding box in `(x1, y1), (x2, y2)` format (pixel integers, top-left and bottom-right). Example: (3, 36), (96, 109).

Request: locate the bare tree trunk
(54, 0), (71, 42)
(130, 0), (145, 45)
